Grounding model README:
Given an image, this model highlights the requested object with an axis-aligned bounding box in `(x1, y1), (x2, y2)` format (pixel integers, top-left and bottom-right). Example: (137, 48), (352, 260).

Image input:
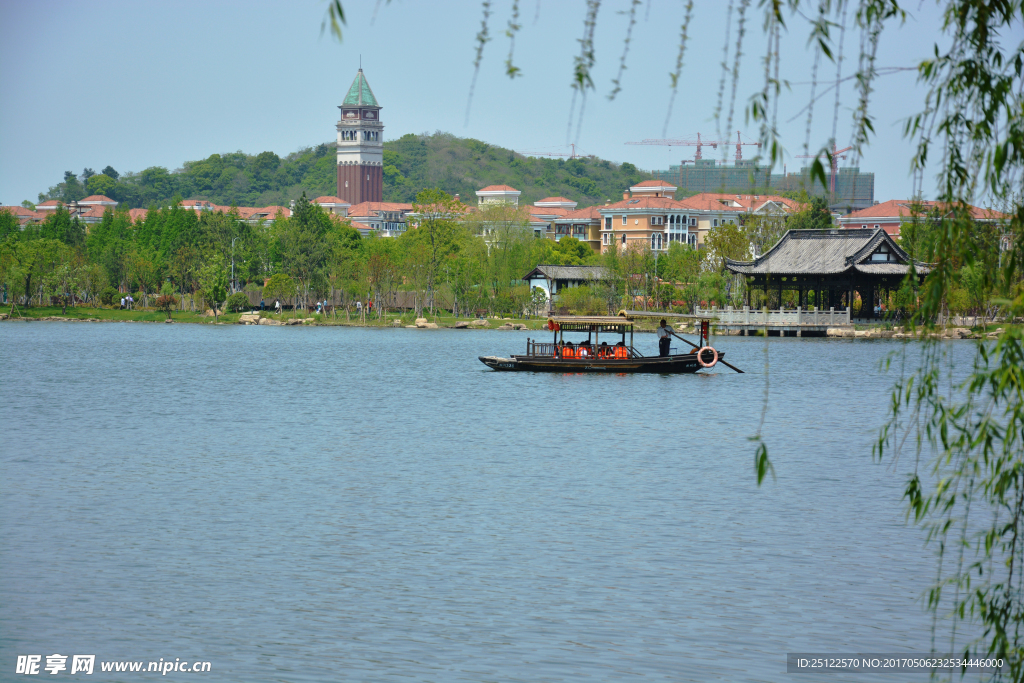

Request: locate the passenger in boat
(562, 342), (575, 359)
(599, 341), (609, 358)
(656, 319), (674, 356)
(578, 341), (592, 359)
(614, 341), (628, 359)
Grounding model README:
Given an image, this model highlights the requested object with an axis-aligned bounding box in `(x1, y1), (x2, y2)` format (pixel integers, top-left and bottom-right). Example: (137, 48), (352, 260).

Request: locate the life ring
(697, 346), (718, 368)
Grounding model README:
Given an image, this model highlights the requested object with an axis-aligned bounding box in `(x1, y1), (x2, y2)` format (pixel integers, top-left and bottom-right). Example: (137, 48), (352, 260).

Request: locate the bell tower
(336, 68), (383, 204)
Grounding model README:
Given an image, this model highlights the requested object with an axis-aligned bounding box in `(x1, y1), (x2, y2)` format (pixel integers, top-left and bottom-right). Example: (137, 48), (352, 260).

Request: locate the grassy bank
(0, 305), (565, 330)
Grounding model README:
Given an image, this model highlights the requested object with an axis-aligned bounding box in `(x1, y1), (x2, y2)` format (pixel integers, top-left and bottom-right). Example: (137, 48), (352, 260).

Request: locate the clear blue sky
(0, 0), (947, 206)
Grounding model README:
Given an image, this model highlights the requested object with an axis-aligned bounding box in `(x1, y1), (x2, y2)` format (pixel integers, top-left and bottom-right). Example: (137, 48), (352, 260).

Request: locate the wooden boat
(478, 314), (725, 374)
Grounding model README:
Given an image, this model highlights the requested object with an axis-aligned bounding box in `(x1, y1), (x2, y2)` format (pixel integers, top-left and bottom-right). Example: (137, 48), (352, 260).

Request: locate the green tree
(40, 205), (86, 248)
(199, 254), (228, 321)
(86, 174), (117, 198)
(408, 188), (468, 312)
(0, 209), (20, 242)
(1, 238), (66, 307)
(703, 222), (751, 272)
(262, 273), (295, 309)
(42, 259), (81, 315)
(786, 196), (832, 231)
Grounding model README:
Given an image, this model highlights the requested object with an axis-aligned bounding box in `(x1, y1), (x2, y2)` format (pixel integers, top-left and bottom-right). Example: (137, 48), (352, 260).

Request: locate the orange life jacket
(614, 346), (628, 359)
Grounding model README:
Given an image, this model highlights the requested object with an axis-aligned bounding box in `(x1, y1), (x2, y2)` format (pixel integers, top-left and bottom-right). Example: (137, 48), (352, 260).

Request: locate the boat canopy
(617, 310), (719, 321)
(547, 315), (633, 333)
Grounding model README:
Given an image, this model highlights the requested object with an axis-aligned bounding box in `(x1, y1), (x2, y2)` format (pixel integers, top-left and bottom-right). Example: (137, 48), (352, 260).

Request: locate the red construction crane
(795, 141), (853, 200)
(625, 131), (761, 162)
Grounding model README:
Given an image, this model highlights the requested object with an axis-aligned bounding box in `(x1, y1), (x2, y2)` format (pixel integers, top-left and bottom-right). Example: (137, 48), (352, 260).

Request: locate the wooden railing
(524, 341), (637, 358)
(694, 306), (851, 327)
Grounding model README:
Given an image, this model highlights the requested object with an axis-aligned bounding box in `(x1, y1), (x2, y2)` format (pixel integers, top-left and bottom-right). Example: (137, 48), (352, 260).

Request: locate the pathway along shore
(0, 309), (1009, 340)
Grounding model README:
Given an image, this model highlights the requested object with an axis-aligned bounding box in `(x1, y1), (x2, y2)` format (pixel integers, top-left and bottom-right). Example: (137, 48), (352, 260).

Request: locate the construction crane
(625, 131), (761, 162)
(795, 141), (853, 200)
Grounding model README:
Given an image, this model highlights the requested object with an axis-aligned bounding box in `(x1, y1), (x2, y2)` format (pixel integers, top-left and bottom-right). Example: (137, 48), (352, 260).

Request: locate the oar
(671, 332), (745, 374)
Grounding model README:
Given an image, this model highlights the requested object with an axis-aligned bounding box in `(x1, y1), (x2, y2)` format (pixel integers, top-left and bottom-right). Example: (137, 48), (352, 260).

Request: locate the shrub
(99, 286), (118, 306)
(226, 292), (250, 313)
(155, 295), (178, 319)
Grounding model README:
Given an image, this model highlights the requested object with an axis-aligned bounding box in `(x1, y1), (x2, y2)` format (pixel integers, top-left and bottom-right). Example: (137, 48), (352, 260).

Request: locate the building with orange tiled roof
(629, 180), (677, 199)
(476, 185), (521, 207)
(598, 195), (693, 253)
(349, 220), (374, 237)
(347, 201), (413, 237)
(835, 199), (1008, 238)
(312, 196), (351, 216)
(35, 197), (119, 225)
(534, 196), (578, 210)
(0, 205), (47, 227)
(79, 195), (117, 207)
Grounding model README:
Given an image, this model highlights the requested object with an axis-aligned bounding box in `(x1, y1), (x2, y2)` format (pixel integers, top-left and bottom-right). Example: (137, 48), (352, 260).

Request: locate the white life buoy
(697, 346), (718, 368)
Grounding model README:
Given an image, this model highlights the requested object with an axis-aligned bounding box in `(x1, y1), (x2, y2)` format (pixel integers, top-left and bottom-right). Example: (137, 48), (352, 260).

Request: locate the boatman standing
(656, 319), (673, 357)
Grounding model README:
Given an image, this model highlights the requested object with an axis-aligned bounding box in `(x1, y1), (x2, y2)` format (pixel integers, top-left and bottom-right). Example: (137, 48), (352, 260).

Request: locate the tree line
(2, 187), (1011, 321)
(27, 133), (654, 212)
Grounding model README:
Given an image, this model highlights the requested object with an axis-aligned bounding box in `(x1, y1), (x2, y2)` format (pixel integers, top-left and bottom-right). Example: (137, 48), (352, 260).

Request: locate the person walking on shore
(656, 319), (674, 357)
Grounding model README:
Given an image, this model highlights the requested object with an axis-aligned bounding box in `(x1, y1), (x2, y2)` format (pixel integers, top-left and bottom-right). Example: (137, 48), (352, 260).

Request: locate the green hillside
(35, 133), (653, 209)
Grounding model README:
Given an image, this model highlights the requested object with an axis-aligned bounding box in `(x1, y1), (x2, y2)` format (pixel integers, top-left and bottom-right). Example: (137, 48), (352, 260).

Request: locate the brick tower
(336, 69), (383, 204)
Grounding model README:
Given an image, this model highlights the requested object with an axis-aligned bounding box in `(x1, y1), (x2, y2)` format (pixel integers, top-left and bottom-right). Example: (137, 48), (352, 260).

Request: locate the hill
(35, 133), (653, 209)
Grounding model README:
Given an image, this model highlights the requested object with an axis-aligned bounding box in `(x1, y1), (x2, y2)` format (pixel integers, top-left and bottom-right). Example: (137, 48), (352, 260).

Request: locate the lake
(0, 322), (970, 681)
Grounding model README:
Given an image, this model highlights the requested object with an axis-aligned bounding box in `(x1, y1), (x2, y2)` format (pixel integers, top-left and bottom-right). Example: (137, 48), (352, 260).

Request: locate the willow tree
(457, 0), (1024, 672)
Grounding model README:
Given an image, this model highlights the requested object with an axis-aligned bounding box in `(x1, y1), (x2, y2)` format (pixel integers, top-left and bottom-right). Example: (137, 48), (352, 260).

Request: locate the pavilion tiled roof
(725, 228), (930, 276)
(523, 265), (609, 281)
(313, 196), (348, 204)
(536, 196), (574, 204)
(80, 195), (116, 203)
(478, 185), (518, 192)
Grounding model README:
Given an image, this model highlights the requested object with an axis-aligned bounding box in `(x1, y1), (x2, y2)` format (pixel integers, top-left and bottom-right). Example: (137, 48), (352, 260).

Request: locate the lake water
(0, 322), (973, 682)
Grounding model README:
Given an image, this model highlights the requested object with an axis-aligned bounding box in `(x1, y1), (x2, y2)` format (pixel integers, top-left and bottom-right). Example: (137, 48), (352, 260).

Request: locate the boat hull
(478, 353), (721, 374)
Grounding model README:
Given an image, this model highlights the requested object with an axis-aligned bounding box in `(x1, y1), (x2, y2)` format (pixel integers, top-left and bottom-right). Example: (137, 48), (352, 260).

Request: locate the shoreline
(0, 306), (1011, 340)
